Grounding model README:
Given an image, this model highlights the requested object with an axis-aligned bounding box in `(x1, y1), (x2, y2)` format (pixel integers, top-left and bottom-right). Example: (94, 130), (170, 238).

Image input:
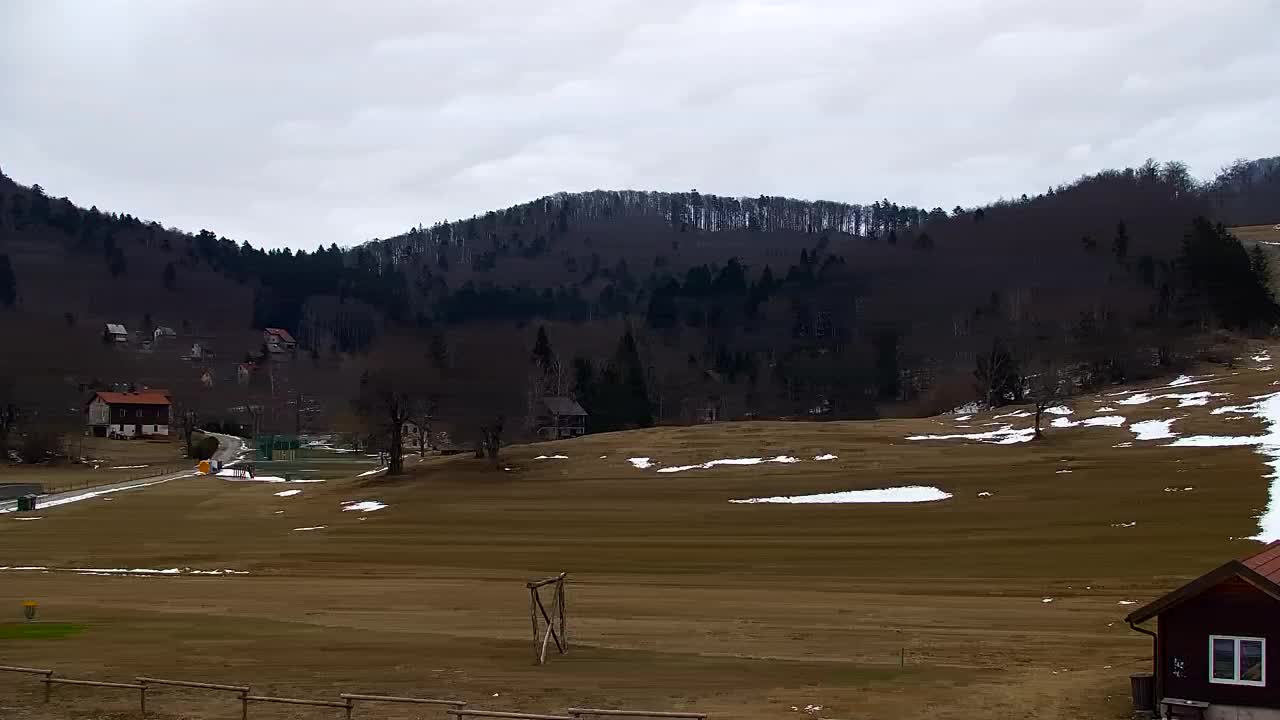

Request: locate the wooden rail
(245, 693), (354, 719)
(42, 676), (147, 713)
(137, 676), (250, 693)
(0, 665), (53, 676)
(568, 710), (708, 719)
(448, 709), (573, 720)
(342, 692), (466, 711)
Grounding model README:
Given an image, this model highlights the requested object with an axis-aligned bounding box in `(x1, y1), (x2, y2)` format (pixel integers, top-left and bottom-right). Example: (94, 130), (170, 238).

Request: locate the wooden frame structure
(137, 677), (250, 718)
(527, 572), (568, 664)
(448, 709), (572, 720)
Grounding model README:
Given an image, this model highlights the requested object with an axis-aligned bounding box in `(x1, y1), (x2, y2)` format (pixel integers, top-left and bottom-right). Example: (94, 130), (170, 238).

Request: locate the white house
(104, 323), (128, 343)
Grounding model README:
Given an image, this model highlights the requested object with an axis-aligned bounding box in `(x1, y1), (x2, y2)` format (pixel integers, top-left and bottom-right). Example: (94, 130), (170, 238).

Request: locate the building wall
(1160, 578), (1280, 709)
(108, 404), (170, 426)
(1207, 705), (1280, 720)
(87, 398), (110, 426)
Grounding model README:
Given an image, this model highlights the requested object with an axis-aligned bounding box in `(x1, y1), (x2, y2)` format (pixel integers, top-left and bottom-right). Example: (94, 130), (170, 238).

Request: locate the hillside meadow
(3, 349), (1280, 719)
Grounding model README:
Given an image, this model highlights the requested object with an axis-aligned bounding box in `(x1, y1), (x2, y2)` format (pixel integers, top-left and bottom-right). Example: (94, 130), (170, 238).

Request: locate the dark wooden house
(1126, 541), (1280, 718)
(86, 391), (172, 438)
(534, 397), (587, 440)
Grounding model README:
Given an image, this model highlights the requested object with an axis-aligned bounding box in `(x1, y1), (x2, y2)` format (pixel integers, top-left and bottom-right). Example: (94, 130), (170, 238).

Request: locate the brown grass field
(0, 436), (192, 494)
(3, 349), (1280, 719)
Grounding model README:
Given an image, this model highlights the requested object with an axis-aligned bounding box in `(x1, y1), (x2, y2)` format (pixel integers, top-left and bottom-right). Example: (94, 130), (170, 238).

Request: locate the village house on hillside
(103, 323), (128, 343)
(86, 390), (172, 438)
(153, 326), (176, 341)
(264, 327), (296, 354)
(1125, 541), (1280, 719)
(534, 396), (588, 439)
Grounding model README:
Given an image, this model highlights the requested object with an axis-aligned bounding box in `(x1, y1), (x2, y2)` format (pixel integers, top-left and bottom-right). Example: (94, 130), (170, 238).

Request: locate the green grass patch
(0, 622), (86, 640)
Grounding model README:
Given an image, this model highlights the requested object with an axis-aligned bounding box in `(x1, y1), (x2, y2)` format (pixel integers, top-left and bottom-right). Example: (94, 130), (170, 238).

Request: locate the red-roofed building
(86, 391), (172, 438)
(263, 327), (296, 354)
(1126, 541), (1280, 717)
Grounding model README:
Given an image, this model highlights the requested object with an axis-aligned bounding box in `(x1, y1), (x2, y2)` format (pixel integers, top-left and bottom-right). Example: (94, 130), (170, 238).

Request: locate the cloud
(1, 0), (1277, 249)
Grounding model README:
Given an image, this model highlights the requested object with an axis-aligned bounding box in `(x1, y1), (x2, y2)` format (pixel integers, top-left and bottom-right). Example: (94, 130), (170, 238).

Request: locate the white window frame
(1209, 635), (1266, 687)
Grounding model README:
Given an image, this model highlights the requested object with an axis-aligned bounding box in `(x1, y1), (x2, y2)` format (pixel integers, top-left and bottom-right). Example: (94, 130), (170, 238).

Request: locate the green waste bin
(16, 494), (38, 512)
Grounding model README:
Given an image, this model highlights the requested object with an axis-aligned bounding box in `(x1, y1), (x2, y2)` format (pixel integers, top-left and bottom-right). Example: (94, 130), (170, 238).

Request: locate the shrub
(190, 435), (219, 460)
(19, 431), (62, 464)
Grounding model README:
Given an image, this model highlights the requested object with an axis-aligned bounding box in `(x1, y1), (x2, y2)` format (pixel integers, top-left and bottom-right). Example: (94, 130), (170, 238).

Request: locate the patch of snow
(341, 500), (387, 512)
(109, 465), (149, 470)
(1113, 442), (1133, 448)
(1254, 353), (1272, 363)
(1163, 487), (1195, 492)
(1045, 406), (1073, 416)
(977, 491), (993, 497)
(274, 489), (301, 497)
(599, 455), (607, 459)
(534, 454), (569, 460)
(11, 516), (42, 521)
(951, 401), (983, 415)
(1118, 600), (1137, 605)
(731, 485), (952, 504)
(906, 425), (1035, 445)
(1051, 417), (1078, 428)
(954, 415), (972, 421)
(627, 457), (654, 469)
(292, 525), (326, 531)
(1118, 393), (1154, 406)
(994, 410), (1033, 419)
(1041, 598), (1054, 603)
(1083, 415), (1127, 427)
(356, 467), (387, 478)
(1112, 521), (1137, 528)
(814, 453), (838, 461)
(1097, 406), (1118, 412)
(658, 456), (800, 473)
(1130, 419), (1179, 441)
(1056, 469), (1073, 474)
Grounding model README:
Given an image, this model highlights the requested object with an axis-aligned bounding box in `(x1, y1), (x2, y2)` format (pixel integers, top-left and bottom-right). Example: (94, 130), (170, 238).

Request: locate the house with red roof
(263, 327), (296, 354)
(85, 391), (172, 438)
(1126, 541), (1280, 718)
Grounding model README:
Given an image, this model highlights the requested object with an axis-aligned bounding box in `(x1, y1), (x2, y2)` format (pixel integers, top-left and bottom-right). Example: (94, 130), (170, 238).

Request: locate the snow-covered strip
(274, 489), (301, 497)
(1254, 353), (1272, 363)
(628, 457), (654, 469)
(534, 454), (569, 460)
(993, 410), (1033, 419)
(1097, 406), (1118, 412)
(292, 525), (326, 531)
(0, 472), (199, 514)
(657, 456), (800, 473)
(730, 485), (952, 504)
(356, 467), (386, 478)
(0, 566), (248, 576)
(11, 517), (42, 521)
(109, 465), (149, 470)
(977, 491), (993, 497)
(1130, 419), (1179, 441)
(1118, 600), (1137, 605)
(906, 425), (1035, 444)
(1119, 390), (1230, 408)
(341, 500), (387, 512)
(1045, 406), (1073, 416)
(814, 453), (838, 461)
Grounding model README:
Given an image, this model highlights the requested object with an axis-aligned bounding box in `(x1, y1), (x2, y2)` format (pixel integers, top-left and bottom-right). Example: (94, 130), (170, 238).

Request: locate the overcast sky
(2, 0), (1278, 250)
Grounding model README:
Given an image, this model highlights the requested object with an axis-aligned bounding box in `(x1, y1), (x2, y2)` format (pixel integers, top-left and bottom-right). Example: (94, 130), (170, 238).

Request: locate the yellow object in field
(198, 460), (211, 474)
(23, 600), (37, 621)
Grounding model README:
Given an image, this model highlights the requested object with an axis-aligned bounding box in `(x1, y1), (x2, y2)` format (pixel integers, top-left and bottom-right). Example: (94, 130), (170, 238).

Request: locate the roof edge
(1125, 561), (1280, 625)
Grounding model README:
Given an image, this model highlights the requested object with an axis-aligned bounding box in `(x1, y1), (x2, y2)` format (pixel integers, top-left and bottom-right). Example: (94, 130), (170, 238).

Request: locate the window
(1210, 635), (1266, 686)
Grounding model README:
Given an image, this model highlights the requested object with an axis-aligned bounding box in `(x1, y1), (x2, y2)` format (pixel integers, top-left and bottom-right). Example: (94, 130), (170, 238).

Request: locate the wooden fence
(2, 664), (703, 720)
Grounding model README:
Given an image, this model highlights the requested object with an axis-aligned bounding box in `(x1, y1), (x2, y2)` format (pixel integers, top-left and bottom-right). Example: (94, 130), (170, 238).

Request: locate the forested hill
(0, 158), (1277, 427)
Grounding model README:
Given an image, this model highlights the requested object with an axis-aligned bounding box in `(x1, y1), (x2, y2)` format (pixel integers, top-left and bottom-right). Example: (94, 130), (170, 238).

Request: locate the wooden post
(530, 586), (540, 664)
(44, 672), (52, 703)
(242, 691), (249, 720)
(559, 576), (567, 653)
(140, 683), (147, 716)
